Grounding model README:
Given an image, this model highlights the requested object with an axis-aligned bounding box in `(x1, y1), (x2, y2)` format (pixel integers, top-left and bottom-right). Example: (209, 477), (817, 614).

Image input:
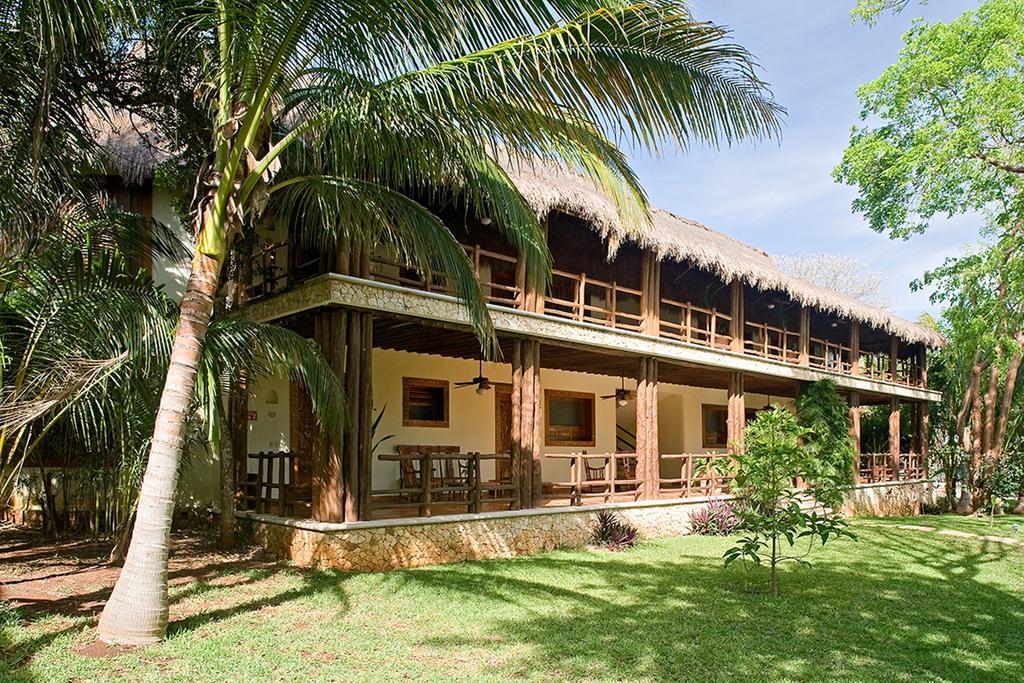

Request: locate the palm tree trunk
(97, 249), (221, 645)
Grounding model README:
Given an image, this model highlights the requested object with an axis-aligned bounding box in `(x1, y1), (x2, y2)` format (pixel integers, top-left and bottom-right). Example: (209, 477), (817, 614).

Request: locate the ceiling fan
(455, 359), (492, 395)
(601, 377), (635, 405)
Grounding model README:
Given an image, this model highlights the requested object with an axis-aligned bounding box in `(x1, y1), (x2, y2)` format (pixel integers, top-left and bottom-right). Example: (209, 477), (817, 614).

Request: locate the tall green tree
(82, 0), (783, 644)
(835, 0), (1024, 239)
(835, 0), (1024, 511)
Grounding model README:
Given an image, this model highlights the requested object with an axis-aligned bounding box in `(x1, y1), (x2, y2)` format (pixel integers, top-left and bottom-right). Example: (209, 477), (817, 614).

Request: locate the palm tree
(0, 214), (343, 544)
(13, 0), (783, 644)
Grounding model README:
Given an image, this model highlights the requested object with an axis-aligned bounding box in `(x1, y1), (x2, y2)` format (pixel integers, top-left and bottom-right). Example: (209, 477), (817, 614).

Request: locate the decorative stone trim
(241, 275), (941, 403)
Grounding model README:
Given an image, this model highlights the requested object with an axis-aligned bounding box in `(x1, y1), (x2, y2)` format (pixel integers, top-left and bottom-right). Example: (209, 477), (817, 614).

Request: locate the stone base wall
(247, 498), (716, 572)
(841, 480), (936, 517)
(247, 481), (936, 572)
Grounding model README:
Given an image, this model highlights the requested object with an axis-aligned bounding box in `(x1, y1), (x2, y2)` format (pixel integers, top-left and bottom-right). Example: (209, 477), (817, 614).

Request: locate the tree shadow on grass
(386, 531), (1024, 681)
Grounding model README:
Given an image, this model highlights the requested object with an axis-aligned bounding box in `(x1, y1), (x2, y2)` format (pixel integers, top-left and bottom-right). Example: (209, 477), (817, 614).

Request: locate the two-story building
(97, 123), (942, 570)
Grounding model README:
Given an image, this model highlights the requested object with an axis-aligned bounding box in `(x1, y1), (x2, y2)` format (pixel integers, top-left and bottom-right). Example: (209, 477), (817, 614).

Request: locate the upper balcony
(243, 204), (935, 393)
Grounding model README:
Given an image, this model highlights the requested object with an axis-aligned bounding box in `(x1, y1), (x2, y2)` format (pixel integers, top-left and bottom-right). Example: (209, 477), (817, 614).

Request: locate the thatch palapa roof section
(90, 121), (941, 347)
(503, 159), (942, 347)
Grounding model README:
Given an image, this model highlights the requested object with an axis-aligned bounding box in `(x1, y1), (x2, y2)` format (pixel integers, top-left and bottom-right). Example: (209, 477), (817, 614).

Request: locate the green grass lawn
(3, 517), (1023, 682)
(867, 512), (1024, 536)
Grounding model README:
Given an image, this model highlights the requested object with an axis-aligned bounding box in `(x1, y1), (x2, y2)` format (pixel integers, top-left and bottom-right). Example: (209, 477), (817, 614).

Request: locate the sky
(623, 0), (981, 322)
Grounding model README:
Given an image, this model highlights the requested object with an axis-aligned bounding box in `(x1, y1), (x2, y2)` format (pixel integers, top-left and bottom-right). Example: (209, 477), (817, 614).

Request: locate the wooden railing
(371, 451), (517, 517)
(658, 298), (732, 349)
(744, 321), (800, 362)
(857, 452), (927, 483)
(368, 244), (520, 308)
(658, 453), (735, 498)
(541, 453), (642, 505)
(809, 337), (852, 373)
(243, 237), (927, 388)
(239, 451), (311, 516)
(543, 271), (644, 332)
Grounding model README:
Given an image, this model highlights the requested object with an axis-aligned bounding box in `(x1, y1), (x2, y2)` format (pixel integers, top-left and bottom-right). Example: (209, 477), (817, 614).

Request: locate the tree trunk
(97, 250), (221, 645)
(1013, 493), (1024, 515)
(770, 533), (778, 597)
(108, 509), (136, 566)
(218, 409), (235, 550)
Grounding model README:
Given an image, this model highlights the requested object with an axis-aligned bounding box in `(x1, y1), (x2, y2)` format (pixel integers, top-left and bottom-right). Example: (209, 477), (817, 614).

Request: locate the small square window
(546, 390), (596, 447)
(403, 378), (449, 427)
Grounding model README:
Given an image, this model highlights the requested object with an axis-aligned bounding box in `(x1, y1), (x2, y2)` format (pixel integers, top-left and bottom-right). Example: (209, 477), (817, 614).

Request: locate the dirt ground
(0, 523), (272, 621)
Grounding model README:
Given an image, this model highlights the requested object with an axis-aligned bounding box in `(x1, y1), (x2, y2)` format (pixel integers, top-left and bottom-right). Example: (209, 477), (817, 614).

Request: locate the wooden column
(849, 391), (862, 483)
(312, 309), (347, 522)
(640, 251), (661, 336)
(727, 372), (745, 454)
(889, 397), (901, 480)
(918, 345), (928, 388)
(635, 357), (660, 499)
(798, 307), (810, 366)
(849, 321), (861, 376)
(511, 338), (543, 507)
(890, 336), (899, 383)
(729, 278), (744, 353)
(229, 371), (249, 505)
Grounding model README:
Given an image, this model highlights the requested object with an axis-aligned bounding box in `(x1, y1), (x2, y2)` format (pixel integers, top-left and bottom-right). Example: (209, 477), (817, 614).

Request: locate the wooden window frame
(702, 403), (762, 449)
(402, 377), (449, 428)
(545, 389), (596, 447)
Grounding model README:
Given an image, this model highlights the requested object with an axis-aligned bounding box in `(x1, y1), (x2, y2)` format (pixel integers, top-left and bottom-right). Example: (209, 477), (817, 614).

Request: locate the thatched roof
(504, 159), (943, 347)
(92, 126), (941, 347)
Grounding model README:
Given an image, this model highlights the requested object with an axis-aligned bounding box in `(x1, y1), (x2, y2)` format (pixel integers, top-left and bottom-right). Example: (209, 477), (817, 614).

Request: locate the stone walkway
(862, 521), (1022, 546)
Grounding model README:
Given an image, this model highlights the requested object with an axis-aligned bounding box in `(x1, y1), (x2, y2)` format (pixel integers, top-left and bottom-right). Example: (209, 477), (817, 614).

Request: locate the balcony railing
(744, 321), (800, 362)
(658, 453), (735, 497)
(858, 452), (927, 483)
(543, 271), (644, 332)
(659, 298), (732, 349)
(540, 453), (642, 505)
(371, 451), (517, 517)
(243, 238), (926, 388)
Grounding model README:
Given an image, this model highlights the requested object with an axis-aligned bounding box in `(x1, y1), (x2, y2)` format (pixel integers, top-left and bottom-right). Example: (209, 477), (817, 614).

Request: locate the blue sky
(624, 1), (981, 321)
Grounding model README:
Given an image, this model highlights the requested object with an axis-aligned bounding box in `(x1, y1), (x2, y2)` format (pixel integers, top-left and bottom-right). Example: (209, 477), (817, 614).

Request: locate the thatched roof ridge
(92, 126), (941, 346)
(503, 160), (943, 347)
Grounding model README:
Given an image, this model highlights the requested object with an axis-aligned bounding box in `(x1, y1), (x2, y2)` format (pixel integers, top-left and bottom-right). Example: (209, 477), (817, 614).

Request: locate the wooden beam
(918, 345), (928, 388)
(648, 358), (659, 498)
(635, 357), (648, 494)
(358, 310), (373, 520)
(312, 310), (346, 522)
(849, 391), (861, 483)
(511, 339), (524, 509)
(849, 320), (860, 376)
(727, 372), (745, 454)
(799, 307), (810, 366)
(889, 397), (901, 479)
(343, 308), (363, 521)
(729, 278), (744, 353)
(529, 341), (544, 506)
(890, 336), (899, 383)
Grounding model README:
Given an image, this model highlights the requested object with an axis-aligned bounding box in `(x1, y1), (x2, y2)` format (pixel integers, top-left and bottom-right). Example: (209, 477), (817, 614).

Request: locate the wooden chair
(582, 456), (609, 495)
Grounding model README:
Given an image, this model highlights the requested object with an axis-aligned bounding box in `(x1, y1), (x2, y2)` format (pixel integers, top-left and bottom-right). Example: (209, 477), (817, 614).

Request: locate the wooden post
(511, 339), (524, 509)
(729, 279), (744, 353)
(849, 391), (862, 483)
(727, 372), (745, 454)
(890, 336), (899, 383)
(512, 338), (542, 507)
(312, 310), (346, 522)
(635, 358), (659, 498)
(229, 370), (249, 507)
(918, 345), (928, 388)
(640, 251), (661, 337)
(358, 308), (374, 520)
(850, 321), (860, 376)
(889, 397), (901, 480)
(799, 307), (810, 366)
(529, 341), (544, 506)
(635, 357), (648, 495)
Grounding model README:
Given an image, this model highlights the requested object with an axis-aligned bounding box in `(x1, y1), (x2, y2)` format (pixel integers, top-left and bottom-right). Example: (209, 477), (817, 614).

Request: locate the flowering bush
(593, 510), (638, 551)
(688, 500), (742, 536)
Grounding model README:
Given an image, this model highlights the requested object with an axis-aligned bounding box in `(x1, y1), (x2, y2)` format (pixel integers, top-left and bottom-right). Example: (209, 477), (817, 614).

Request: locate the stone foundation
(245, 480), (935, 572)
(841, 480), (936, 517)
